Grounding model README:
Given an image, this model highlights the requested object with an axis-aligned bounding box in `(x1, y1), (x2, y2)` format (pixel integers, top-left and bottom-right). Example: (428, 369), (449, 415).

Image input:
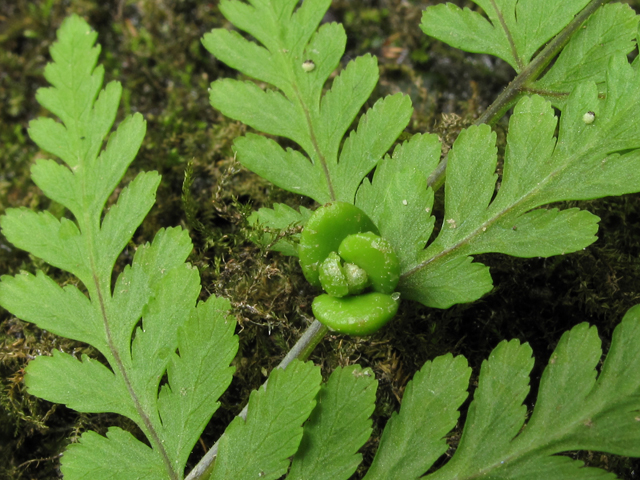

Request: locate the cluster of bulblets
(299, 202), (401, 335)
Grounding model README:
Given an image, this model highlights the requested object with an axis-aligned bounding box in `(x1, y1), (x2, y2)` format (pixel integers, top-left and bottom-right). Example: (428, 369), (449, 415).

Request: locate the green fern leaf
(211, 360), (322, 480)
(436, 339), (536, 475)
(61, 428), (167, 480)
(421, 2), (639, 111)
(533, 4), (638, 108)
(0, 15), (238, 480)
(356, 133), (440, 272)
(401, 56), (640, 308)
(203, 0), (412, 204)
(333, 93), (412, 204)
(248, 203), (313, 256)
(364, 354), (471, 480)
(158, 295), (238, 471)
(288, 365), (377, 480)
(421, 0), (591, 71)
(419, 306), (640, 479)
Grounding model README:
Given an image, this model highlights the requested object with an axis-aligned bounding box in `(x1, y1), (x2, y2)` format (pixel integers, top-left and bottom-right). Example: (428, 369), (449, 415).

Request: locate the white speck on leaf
(583, 111), (595, 124)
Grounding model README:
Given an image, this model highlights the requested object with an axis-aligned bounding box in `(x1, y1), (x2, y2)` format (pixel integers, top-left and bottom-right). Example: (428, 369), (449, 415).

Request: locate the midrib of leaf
(294, 83), (337, 202)
(401, 140), (599, 280)
(69, 74), (179, 480)
(62, 42), (88, 165)
(521, 85), (572, 99)
(400, 201), (516, 281)
(58, 36), (178, 477)
(265, 2), (337, 202)
(82, 203), (178, 480)
(488, 0), (523, 71)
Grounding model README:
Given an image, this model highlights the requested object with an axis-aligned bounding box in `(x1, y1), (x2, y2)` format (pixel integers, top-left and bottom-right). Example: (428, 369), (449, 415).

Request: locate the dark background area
(2, 0), (640, 478)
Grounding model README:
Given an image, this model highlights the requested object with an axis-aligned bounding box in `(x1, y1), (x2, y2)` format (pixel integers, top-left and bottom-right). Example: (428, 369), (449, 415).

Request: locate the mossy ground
(1, 0), (640, 478)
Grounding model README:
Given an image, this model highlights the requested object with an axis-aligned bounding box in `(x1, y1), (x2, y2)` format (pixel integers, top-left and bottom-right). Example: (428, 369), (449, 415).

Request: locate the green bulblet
(338, 232), (400, 294)
(318, 252), (349, 297)
(319, 252), (371, 297)
(301, 202), (401, 335)
(343, 262), (369, 295)
(299, 202), (378, 287)
(312, 292), (400, 335)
